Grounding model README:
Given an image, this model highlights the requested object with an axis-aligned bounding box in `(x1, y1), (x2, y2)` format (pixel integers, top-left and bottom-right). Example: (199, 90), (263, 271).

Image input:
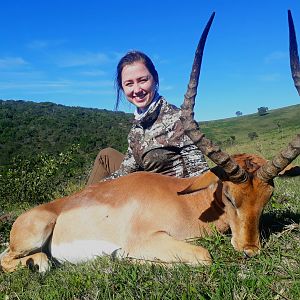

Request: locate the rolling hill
(1, 99), (299, 170)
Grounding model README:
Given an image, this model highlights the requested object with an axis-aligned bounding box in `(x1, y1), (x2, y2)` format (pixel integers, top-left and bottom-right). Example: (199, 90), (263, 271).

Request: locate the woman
(87, 51), (209, 185)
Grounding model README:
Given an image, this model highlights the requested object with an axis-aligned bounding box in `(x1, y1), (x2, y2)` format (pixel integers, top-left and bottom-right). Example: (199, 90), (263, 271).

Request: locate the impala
(1, 11), (299, 273)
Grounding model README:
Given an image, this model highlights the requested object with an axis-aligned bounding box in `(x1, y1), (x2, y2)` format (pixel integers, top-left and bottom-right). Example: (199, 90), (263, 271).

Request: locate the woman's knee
(98, 147), (118, 158)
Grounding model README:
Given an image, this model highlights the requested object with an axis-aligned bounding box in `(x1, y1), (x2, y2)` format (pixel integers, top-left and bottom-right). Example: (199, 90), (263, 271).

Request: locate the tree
(235, 111), (243, 117)
(248, 132), (258, 140)
(257, 107), (269, 116)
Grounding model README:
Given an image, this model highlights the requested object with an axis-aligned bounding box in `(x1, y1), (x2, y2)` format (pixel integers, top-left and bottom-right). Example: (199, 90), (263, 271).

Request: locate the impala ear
(177, 171), (219, 195)
(278, 164), (300, 177)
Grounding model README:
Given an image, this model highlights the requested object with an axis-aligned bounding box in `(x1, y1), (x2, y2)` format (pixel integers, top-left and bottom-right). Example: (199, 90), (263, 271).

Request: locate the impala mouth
(231, 237), (261, 257)
(243, 245), (260, 258)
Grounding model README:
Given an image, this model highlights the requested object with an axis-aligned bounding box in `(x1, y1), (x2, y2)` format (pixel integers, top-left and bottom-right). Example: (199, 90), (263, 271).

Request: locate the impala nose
(243, 246), (260, 258)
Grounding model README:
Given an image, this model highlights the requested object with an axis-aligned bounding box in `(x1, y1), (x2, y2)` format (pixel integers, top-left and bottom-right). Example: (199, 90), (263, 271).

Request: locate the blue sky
(0, 0), (300, 121)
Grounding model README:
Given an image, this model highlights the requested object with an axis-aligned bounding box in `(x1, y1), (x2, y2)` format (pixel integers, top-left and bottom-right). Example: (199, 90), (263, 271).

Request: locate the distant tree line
(235, 107), (269, 117)
(0, 100), (133, 173)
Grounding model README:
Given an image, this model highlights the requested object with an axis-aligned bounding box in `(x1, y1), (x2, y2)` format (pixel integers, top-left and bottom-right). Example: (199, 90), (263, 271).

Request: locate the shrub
(248, 132), (258, 140)
(0, 144), (82, 210)
(0, 213), (16, 246)
(222, 136), (236, 147)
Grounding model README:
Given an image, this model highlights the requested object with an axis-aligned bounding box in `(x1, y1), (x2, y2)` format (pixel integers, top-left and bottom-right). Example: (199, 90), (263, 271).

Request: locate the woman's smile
(121, 62), (156, 109)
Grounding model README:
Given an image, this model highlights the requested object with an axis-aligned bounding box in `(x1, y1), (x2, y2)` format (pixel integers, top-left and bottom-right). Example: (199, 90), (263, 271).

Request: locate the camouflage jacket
(107, 97), (209, 180)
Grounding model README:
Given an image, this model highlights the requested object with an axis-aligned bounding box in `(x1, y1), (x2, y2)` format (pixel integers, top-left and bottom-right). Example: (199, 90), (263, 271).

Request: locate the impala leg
(124, 231), (212, 266)
(0, 208), (57, 273)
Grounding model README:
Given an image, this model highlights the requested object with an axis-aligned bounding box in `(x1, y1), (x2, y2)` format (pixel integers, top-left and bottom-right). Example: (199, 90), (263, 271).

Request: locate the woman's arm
(102, 146), (141, 181)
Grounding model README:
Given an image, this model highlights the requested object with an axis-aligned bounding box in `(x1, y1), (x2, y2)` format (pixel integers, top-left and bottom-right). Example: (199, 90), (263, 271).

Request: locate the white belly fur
(51, 239), (121, 264)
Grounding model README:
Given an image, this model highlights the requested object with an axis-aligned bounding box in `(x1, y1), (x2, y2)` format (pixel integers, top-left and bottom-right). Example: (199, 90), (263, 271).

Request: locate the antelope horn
(257, 134), (300, 182)
(181, 12), (215, 113)
(257, 11), (300, 182)
(181, 13), (248, 183)
(186, 130), (249, 183)
(288, 10), (300, 95)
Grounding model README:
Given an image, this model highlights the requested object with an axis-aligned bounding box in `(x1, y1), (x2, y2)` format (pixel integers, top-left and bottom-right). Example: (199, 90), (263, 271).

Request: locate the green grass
(0, 106), (299, 299)
(0, 176), (299, 299)
(200, 104), (300, 152)
(0, 184), (299, 300)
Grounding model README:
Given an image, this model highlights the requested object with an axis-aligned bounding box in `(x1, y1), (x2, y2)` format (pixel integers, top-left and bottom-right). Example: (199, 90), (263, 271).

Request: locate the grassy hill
(1, 100), (299, 171)
(201, 104), (299, 143)
(201, 104), (300, 160)
(0, 100), (133, 170)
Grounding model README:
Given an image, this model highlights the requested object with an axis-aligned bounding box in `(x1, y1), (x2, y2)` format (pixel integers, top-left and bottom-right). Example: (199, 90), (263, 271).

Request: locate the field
(0, 104), (299, 299)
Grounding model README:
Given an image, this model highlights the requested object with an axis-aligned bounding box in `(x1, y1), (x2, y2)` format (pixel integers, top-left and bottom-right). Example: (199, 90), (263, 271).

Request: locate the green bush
(0, 145), (82, 210)
(248, 131), (258, 141)
(0, 213), (16, 247)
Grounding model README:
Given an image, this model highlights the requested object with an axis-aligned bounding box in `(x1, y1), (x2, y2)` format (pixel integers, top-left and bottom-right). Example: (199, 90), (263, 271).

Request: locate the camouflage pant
(87, 148), (124, 186)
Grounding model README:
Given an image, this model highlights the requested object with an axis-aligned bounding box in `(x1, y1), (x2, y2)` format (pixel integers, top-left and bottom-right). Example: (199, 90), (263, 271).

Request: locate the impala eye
(224, 189), (237, 209)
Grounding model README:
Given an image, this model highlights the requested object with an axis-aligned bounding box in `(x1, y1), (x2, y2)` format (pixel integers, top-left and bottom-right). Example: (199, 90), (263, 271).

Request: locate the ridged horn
(256, 134), (300, 182)
(257, 11), (300, 182)
(181, 13), (248, 183)
(181, 12), (215, 113)
(185, 129), (249, 183)
(288, 10), (300, 95)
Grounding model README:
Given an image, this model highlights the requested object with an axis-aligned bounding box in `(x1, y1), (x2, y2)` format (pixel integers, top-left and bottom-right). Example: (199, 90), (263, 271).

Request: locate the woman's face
(121, 61), (156, 110)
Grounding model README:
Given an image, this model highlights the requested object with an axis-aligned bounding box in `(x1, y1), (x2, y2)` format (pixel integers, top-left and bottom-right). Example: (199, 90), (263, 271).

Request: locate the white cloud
(55, 52), (115, 67)
(0, 80), (70, 90)
(80, 70), (107, 77)
(27, 39), (67, 49)
(159, 77), (174, 91)
(152, 54), (170, 65)
(0, 78), (114, 91)
(0, 57), (28, 68)
(63, 89), (114, 95)
(257, 73), (281, 82)
(160, 85), (174, 91)
(264, 51), (287, 64)
(0, 70), (44, 78)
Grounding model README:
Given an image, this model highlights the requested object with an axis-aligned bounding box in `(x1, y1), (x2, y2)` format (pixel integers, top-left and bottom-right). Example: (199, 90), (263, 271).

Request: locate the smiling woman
(121, 62), (156, 110)
(86, 50), (209, 185)
(115, 51), (159, 111)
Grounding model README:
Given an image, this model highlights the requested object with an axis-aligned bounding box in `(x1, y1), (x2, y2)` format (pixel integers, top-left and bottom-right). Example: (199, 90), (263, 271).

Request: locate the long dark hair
(115, 51), (159, 110)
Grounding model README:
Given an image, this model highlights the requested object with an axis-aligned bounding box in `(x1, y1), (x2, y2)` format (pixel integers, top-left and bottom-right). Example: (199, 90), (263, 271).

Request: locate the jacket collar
(133, 96), (164, 128)
(134, 92), (161, 120)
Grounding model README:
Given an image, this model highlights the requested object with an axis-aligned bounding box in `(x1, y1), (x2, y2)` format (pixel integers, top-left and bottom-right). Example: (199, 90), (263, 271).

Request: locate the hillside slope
(201, 104), (300, 144)
(0, 100), (132, 167)
(1, 100), (299, 168)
